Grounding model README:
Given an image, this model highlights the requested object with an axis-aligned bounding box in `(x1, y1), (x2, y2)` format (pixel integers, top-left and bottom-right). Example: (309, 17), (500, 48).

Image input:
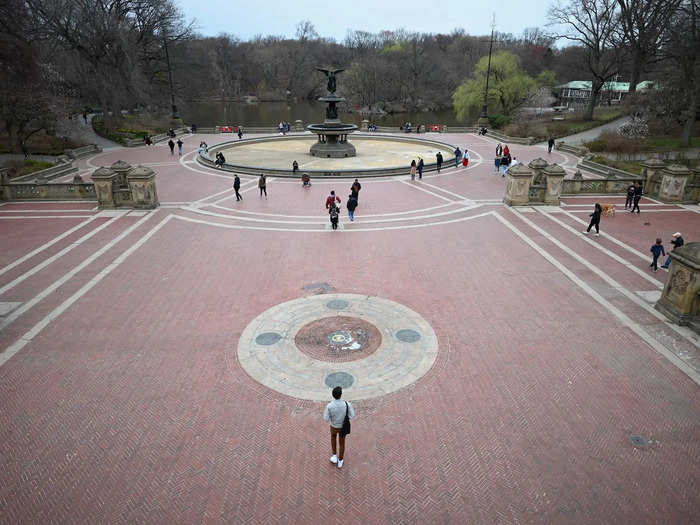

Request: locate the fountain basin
(202, 134), (456, 178)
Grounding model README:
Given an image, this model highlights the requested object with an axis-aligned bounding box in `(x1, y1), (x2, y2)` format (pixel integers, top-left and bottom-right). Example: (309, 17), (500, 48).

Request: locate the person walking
(237, 127), (243, 140)
(436, 151), (443, 173)
(176, 138), (183, 156)
(417, 156), (424, 179)
(547, 137), (555, 154)
(462, 149), (470, 168)
(582, 203), (602, 237)
(323, 386), (355, 468)
(500, 154), (511, 177)
(625, 183), (635, 210)
(326, 190), (340, 210)
(494, 154), (501, 174)
(233, 174), (242, 201)
(503, 144), (510, 157)
(168, 138), (175, 155)
(496, 143), (503, 157)
(661, 232), (684, 269)
(351, 179), (361, 203)
(347, 193), (358, 221)
(410, 159), (417, 181)
(329, 203), (340, 230)
(454, 147), (462, 168)
(258, 173), (267, 198)
(292, 160), (299, 173)
(631, 182), (642, 213)
(650, 238), (665, 272)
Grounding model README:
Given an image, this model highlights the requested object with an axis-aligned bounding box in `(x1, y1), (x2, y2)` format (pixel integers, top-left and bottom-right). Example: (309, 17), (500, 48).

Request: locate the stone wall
(2, 181), (95, 201)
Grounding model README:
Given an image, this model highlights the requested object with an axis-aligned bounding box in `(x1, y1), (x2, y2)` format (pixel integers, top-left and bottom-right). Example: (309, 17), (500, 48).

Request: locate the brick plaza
(0, 132), (698, 523)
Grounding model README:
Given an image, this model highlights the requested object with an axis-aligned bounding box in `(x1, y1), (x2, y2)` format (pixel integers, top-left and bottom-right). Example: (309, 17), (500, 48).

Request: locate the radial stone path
(238, 294), (438, 401)
(0, 131), (698, 524)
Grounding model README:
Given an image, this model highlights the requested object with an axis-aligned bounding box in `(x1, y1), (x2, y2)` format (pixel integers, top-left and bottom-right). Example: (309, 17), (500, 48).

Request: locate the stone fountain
(307, 67), (358, 158)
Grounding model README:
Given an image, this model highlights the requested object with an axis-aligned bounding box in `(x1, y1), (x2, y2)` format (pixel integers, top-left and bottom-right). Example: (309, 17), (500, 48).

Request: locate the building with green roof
(556, 80), (656, 106)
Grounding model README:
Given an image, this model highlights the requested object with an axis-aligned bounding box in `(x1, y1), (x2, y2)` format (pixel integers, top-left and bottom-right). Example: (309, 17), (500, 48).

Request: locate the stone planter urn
(655, 242), (700, 333)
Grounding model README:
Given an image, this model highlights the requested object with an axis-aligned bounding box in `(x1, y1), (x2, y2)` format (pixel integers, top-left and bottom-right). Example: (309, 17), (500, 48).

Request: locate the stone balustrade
(91, 160), (158, 209)
(655, 242), (700, 334)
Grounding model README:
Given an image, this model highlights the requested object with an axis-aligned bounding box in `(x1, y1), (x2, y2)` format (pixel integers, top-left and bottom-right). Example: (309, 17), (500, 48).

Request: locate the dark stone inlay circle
(255, 332), (282, 345)
(629, 434), (648, 447)
(325, 371), (354, 388)
(326, 299), (350, 310)
(295, 316), (382, 363)
(396, 329), (421, 343)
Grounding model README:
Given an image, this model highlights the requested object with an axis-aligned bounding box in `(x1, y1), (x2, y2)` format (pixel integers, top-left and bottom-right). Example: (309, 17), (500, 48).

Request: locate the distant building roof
(556, 80), (656, 92)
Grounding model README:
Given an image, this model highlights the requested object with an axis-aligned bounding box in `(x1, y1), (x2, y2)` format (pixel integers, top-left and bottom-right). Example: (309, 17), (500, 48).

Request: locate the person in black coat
(233, 174), (242, 201)
(631, 182), (643, 213)
(583, 203), (602, 236)
(436, 151), (443, 173)
(347, 194), (358, 221)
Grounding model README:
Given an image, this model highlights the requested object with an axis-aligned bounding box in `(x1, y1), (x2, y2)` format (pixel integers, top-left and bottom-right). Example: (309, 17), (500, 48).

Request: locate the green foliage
(452, 51), (537, 122)
(488, 114), (512, 129)
(535, 71), (557, 87)
(591, 155), (643, 175)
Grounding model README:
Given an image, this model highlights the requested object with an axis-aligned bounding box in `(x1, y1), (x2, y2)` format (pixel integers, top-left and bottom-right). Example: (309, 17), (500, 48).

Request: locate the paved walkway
(0, 132), (698, 524)
(55, 113), (122, 149)
(555, 115), (632, 145)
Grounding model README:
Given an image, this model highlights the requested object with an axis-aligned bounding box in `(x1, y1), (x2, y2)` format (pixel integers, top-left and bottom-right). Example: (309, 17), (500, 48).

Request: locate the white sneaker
(594, 233), (600, 237)
(329, 454), (338, 464)
(582, 231), (588, 234)
(337, 459), (344, 468)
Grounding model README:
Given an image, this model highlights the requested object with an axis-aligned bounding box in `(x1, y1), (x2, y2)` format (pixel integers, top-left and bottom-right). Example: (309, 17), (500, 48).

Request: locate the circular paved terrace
(214, 134), (455, 172)
(0, 130), (698, 524)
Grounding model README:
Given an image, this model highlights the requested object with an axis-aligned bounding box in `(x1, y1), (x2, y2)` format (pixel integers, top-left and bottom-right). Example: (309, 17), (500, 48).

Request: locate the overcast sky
(176, 0), (551, 41)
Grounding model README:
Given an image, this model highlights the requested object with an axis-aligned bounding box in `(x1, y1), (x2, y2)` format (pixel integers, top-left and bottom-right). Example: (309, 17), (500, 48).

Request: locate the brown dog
(601, 204), (616, 216)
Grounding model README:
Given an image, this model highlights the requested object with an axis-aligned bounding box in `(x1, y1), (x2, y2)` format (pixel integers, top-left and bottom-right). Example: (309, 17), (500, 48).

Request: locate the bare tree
(616, 0), (681, 92)
(548, 0), (620, 120)
(660, 0), (700, 145)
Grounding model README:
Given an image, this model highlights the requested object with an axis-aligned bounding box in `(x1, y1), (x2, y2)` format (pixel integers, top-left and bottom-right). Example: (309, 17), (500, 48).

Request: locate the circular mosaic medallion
(295, 316), (382, 363)
(237, 294), (438, 401)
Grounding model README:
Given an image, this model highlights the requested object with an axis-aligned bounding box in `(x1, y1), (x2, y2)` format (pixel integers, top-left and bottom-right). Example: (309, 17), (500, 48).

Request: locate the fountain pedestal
(307, 76), (357, 158)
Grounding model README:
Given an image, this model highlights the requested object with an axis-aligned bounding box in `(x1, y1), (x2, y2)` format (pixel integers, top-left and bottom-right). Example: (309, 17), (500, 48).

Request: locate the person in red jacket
(326, 190), (340, 209)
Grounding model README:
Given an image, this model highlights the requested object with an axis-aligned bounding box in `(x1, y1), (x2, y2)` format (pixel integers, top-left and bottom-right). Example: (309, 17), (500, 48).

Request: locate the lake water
(181, 101), (462, 128)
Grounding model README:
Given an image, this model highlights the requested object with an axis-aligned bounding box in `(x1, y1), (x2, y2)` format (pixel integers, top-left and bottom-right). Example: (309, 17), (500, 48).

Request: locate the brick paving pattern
(0, 132), (698, 524)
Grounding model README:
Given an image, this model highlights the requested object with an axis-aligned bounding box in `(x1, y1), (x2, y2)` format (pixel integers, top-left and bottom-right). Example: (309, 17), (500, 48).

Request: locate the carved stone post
(571, 170), (583, 193)
(126, 165), (159, 209)
(640, 158), (665, 192)
(655, 243), (700, 331)
(361, 119), (369, 131)
(658, 164), (691, 202)
(110, 160), (132, 188)
(528, 158), (548, 185)
(543, 163), (566, 205)
(294, 120), (304, 132)
(91, 166), (117, 208)
(691, 167), (699, 186)
(503, 163), (534, 206)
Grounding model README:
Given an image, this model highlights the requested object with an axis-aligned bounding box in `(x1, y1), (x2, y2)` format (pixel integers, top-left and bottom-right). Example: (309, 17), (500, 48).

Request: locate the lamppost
(163, 32), (178, 120)
(477, 15), (496, 128)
